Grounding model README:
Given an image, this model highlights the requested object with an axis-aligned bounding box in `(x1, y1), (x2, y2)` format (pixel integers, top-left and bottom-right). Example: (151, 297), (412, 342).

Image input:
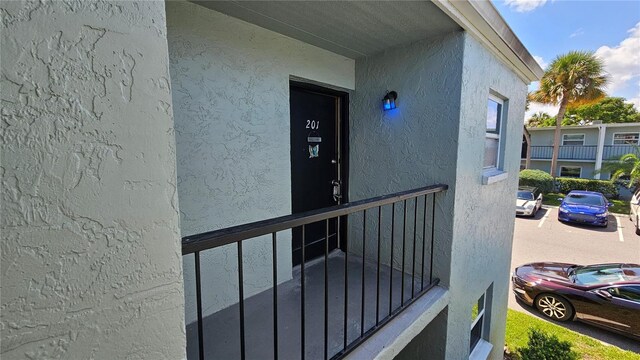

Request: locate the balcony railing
(527, 145), (597, 160)
(525, 145), (639, 162)
(182, 184), (447, 360)
(602, 145), (638, 160)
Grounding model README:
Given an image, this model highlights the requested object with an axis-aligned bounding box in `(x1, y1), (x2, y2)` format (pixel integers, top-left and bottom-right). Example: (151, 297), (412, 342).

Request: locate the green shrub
(555, 178), (618, 198)
(517, 328), (579, 360)
(519, 169), (554, 193)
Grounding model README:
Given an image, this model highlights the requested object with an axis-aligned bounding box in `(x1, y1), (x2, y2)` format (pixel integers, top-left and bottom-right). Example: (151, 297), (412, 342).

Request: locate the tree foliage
(565, 97), (640, 124)
(598, 148), (640, 188)
(526, 112), (555, 127)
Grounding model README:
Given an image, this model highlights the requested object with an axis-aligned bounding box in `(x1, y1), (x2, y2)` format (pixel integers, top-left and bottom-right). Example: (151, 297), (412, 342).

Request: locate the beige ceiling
(192, 1), (462, 59)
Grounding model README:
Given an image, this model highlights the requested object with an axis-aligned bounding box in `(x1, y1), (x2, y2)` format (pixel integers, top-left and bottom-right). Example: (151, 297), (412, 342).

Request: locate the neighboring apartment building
(1, 1), (542, 359)
(522, 122), (640, 179)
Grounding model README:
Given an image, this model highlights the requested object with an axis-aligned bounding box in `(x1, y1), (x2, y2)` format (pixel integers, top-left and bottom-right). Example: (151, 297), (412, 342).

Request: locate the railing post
(195, 252), (205, 360)
(301, 226), (306, 360)
(430, 194), (436, 284)
(272, 233), (278, 360)
(389, 203), (395, 315)
(360, 210), (366, 337)
(324, 220), (329, 360)
(238, 242), (246, 360)
(376, 206), (382, 324)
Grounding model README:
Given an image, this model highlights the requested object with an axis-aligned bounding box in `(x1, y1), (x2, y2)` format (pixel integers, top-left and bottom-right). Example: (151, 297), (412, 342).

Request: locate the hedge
(519, 169), (554, 193)
(555, 177), (619, 198)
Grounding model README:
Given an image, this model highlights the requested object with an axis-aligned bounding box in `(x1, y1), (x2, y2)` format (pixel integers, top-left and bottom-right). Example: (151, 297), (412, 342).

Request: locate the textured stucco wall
(529, 128), (599, 146)
(1, 1), (185, 359)
(527, 160), (598, 179)
(444, 33), (528, 360)
(349, 32), (463, 284)
(166, 1), (355, 324)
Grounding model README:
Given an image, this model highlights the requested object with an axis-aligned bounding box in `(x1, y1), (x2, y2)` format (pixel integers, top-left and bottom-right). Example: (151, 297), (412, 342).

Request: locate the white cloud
(504, 0), (548, 13)
(569, 28), (584, 38)
(533, 55), (548, 70)
(626, 95), (640, 110)
(525, 102), (559, 123)
(595, 22), (640, 93)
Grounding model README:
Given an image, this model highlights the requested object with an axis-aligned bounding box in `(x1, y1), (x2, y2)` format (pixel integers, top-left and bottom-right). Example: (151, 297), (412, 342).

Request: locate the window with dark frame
(470, 293), (486, 352)
(559, 166), (581, 178)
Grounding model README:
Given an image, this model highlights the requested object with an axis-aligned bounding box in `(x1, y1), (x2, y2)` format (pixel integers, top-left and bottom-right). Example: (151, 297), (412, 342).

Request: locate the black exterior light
(383, 91), (398, 110)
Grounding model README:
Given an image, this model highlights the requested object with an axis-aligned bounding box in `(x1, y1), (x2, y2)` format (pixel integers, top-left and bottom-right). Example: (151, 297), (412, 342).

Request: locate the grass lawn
(505, 309), (640, 360)
(542, 193), (630, 214)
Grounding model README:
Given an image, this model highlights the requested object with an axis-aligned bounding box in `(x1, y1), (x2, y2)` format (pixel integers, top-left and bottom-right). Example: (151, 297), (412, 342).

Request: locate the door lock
(332, 180), (342, 202)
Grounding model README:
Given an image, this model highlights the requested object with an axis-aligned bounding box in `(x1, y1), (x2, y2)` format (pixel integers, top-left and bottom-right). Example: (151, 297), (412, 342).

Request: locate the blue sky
(492, 0), (640, 118)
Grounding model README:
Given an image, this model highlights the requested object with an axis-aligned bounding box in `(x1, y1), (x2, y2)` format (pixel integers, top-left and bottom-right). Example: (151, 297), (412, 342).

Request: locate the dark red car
(512, 262), (640, 340)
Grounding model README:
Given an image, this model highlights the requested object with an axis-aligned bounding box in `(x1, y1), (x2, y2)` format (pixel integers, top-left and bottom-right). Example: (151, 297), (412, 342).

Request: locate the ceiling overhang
(191, 0), (543, 83)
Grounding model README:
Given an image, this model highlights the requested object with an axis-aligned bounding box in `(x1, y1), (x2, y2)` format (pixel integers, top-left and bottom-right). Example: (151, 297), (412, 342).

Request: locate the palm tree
(529, 51), (608, 177)
(598, 149), (640, 189)
(526, 112), (553, 127)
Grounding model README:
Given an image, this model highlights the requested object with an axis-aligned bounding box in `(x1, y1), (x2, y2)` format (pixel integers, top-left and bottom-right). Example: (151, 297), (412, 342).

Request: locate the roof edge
(527, 122), (640, 131)
(432, 0), (543, 83)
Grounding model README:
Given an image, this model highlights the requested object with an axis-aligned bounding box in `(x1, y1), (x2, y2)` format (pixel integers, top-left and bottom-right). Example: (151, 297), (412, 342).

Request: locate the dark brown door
(290, 84), (344, 265)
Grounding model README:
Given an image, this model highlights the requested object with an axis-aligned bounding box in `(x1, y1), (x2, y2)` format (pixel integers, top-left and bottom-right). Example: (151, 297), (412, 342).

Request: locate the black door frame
(290, 80), (350, 254)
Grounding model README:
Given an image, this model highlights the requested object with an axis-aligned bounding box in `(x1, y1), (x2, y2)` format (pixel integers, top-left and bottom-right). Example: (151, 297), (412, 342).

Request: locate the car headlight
(595, 212), (608, 217)
(525, 204), (535, 209)
(559, 207), (568, 213)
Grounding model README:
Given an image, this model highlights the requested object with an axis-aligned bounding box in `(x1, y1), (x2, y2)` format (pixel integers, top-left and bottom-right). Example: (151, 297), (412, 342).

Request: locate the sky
(491, 0), (640, 120)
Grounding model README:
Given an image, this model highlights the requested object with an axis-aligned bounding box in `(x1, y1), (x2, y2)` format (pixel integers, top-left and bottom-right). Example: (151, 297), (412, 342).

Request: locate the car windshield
(517, 191), (534, 200)
(564, 193), (604, 206)
(572, 265), (640, 285)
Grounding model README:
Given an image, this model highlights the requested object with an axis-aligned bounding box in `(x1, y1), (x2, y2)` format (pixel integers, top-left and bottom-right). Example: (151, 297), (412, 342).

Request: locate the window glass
(574, 265), (631, 285)
(559, 166), (581, 178)
(484, 137), (499, 168)
(486, 99), (501, 133)
(613, 133), (640, 145)
(562, 134), (585, 146)
(517, 191), (535, 200)
(607, 286), (640, 303)
(484, 96), (503, 169)
(470, 291), (487, 352)
(564, 193), (605, 206)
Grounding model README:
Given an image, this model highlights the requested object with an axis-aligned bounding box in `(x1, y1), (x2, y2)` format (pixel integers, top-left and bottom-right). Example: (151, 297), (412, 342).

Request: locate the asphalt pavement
(510, 206), (640, 354)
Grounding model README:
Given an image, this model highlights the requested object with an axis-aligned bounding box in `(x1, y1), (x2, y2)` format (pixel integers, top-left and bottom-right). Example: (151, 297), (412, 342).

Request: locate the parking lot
(510, 206), (640, 353)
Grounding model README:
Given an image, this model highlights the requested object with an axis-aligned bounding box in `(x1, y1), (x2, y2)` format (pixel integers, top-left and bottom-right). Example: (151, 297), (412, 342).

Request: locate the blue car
(558, 191), (612, 227)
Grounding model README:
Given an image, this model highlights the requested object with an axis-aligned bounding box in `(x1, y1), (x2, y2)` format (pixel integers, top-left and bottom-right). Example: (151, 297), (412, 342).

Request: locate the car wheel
(535, 294), (573, 322)
(636, 221), (640, 236)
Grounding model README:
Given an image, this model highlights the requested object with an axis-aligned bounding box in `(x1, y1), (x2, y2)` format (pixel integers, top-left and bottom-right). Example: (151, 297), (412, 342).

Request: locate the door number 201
(306, 120), (320, 130)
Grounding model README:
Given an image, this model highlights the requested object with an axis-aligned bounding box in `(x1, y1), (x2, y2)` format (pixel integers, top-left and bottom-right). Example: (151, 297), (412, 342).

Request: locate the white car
(516, 186), (542, 217)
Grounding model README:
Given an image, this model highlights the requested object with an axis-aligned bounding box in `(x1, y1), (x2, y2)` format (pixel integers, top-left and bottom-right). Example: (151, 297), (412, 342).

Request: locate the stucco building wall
(1, 1), (185, 359)
(445, 33), (528, 360)
(166, 1), (355, 323)
(348, 32), (463, 284)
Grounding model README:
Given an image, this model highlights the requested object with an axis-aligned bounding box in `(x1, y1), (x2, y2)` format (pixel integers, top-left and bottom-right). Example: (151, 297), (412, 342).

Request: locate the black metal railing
(182, 184), (447, 360)
(528, 145), (597, 160)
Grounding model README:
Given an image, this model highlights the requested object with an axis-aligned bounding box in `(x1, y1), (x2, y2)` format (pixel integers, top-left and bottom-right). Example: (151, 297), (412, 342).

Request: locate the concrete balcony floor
(186, 250), (430, 359)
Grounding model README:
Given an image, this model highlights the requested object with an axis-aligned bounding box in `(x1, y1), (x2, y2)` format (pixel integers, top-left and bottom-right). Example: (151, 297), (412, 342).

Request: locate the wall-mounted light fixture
(383, 91), (398, 111)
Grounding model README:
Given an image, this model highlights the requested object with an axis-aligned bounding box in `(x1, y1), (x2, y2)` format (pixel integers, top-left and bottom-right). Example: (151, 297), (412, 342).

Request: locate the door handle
(332, 180), (342, 202)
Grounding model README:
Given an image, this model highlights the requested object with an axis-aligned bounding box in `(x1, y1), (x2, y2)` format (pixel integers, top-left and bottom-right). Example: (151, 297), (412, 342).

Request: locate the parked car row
(516, 187), (614, 228)
(514, 188), (640, 340)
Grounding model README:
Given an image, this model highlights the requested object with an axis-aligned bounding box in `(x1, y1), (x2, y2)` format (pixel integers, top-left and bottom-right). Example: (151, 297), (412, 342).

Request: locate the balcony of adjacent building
(521, 145), (638, 162)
